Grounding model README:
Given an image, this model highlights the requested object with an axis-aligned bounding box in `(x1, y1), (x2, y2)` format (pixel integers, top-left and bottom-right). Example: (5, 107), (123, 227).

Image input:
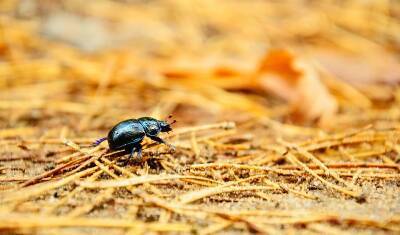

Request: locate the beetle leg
(136, 144), (142, 159)
(121, 146), (136, 165)
(129, 146), (137, 159)
(149, 136), (175, 150)
(91, 137), (107, 147)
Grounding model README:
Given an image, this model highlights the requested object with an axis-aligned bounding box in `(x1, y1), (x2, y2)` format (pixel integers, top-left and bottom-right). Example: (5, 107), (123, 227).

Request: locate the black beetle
(93, 117), (176, 159)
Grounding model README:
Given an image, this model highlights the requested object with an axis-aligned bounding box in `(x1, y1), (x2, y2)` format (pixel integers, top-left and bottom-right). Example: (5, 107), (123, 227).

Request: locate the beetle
(92, 117), (176, 160)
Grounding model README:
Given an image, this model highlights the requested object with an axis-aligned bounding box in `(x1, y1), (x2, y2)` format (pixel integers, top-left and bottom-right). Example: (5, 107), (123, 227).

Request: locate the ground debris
(0, 0), (399, 234)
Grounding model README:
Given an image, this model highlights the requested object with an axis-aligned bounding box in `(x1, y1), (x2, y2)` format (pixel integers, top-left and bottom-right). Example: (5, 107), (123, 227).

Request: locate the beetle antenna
(165, 114), (176, 125)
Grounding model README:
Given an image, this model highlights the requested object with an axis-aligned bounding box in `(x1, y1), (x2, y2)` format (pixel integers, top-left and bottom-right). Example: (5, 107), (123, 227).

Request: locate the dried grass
(0, 0), (399, 234)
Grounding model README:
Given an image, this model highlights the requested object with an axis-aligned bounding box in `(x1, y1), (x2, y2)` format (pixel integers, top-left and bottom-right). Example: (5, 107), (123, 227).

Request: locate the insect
(92, 116), (176, 160)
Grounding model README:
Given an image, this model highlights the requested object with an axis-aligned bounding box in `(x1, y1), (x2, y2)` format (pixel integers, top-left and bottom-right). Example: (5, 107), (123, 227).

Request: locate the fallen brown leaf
(256, 49), (338, 122)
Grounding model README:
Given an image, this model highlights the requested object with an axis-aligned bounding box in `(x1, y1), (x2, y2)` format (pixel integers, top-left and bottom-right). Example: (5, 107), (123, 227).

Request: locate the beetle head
(159, 115), (176, 133)
(158, 120), (173, 132)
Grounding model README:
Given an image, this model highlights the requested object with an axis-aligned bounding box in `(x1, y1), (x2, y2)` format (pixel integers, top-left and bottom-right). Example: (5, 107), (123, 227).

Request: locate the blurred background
(1, 0), (399, 136)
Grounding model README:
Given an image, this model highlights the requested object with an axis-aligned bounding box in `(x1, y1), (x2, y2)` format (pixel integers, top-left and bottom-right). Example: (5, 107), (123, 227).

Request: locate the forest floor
(0, 1), (400, 234)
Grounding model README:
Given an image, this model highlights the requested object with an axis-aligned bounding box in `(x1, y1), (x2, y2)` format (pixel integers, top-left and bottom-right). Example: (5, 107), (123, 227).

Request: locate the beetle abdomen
(107, 119), (145, 150)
